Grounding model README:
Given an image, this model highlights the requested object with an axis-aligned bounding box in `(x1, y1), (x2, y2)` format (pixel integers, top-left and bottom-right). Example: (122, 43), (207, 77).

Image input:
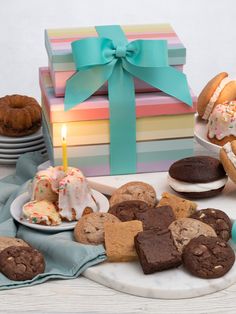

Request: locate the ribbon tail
(64, 61), (116, 111)
(123, 61), (193, 106)
(108, 60), (136, 175)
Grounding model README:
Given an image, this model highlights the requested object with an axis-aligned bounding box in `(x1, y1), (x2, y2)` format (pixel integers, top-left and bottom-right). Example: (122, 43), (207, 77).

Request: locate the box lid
(45, 24), (186, 71)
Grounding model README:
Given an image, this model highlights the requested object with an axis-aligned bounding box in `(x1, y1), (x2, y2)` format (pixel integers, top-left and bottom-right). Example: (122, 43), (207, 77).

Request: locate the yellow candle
(61, 124), (68, 172)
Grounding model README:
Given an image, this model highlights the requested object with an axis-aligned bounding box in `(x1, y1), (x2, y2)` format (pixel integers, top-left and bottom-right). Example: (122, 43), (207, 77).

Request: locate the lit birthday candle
(61, 124), (68, 172)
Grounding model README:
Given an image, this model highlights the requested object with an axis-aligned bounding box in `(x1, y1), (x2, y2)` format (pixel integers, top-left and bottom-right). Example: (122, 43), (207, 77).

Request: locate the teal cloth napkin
(0, 152), (106, 290)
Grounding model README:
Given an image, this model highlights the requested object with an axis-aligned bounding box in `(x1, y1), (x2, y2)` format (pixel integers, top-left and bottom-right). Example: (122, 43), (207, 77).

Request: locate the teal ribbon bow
(65, 25), (192, 175)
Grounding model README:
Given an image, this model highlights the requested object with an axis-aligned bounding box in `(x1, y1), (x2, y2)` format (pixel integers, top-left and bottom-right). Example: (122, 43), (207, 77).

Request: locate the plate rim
(0, 143), (46, 154)
(10, 189), (109, 232)
(0, 138), (45, 149)
(0, 128), (43, 144)
(194, 114), (221, 154)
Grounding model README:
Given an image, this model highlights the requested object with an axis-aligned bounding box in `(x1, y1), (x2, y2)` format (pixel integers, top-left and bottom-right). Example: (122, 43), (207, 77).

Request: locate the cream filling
(223, 142), (236, 168)
(167, 175), (227, 192)
(202, 77), (232, 120)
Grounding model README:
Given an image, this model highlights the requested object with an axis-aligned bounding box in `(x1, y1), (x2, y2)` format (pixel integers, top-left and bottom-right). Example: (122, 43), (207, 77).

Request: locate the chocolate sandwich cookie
(168, 156), (227, 198)
(183, 235), (235, 279)
(135, 206), (175, 231)
(108, 200), (149, 221)
(191, 208), (232, 241)
(168, 218), (217, 253)
(135, 229), (182, 274)
(0, 246), (45, 281)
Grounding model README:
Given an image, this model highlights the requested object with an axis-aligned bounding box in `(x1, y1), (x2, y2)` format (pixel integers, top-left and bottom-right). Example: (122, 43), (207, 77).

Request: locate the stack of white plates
(0, 127), (47, 165)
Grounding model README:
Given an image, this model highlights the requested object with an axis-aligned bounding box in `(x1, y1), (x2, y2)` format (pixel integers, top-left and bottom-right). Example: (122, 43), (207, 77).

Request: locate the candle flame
(61, 124), (67, 141)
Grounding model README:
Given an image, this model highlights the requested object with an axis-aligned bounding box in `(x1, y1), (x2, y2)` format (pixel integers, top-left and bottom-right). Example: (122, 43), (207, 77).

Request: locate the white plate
(194, 114), (221, 155)
(0, 158), (18, 165)
(0, 128), (43, 143)
(0, 143), (46, 154)
(10, 190), (109, 232)
(0, 138), (45, 149)
(0, 151), (48, 165)
(0, 148), (47, 159)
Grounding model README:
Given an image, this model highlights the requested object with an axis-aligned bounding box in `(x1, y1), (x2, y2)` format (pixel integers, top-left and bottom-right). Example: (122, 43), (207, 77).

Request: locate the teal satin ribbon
(65, 25), (192, 175)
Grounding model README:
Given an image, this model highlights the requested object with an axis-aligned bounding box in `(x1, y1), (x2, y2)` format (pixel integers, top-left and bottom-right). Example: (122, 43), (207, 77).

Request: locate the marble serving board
(37, 160), (236, 299)
(84, 174), (236, 299)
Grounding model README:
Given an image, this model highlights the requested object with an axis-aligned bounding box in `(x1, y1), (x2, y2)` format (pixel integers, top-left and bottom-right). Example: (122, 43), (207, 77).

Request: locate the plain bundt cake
(0, 95), (42, 137)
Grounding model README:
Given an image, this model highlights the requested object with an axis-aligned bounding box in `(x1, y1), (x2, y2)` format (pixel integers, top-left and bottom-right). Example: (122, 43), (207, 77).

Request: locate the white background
(0, 0), (236, 101)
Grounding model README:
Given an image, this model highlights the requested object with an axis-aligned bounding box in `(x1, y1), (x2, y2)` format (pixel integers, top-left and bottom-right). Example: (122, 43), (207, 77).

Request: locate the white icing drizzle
(208, 102), (236, 140)
(32, 166), (98, 221)
(223, 142), (236, 168)
(167, 175), (227, 192)
(58, 168), (98, 221)
(202, 77), (232, 120)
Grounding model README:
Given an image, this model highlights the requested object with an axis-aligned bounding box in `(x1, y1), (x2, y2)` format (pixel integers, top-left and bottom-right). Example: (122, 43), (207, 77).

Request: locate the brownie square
(104, 220), (143, 262)
(134, 229), (182, 274)
(135, 206), (175, 231)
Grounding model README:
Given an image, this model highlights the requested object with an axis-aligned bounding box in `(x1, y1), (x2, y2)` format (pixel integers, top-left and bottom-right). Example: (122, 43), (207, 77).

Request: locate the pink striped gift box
(39, 67), (196, 125)
(45, 24), (186, 97)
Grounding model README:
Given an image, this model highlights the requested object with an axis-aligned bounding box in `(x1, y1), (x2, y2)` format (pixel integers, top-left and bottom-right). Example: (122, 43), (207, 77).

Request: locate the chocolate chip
(214, 265), (223, 270)
(192, 245), (207, 256)
(217, 241), (227, 247)
(220, 231), (230, 241)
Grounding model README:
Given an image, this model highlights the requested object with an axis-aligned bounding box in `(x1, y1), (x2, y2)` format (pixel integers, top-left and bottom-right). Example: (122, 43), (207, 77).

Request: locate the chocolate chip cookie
(74, 212), (120, 245)
(0, 246), (45, 281)
(108, 200), (149, 221)
(109, 181), (157, 208)
(0, 237), (29, 253)
(183, 235), (235, 278)
(168, 218), (217, 253)
(191, 208), (232, 241)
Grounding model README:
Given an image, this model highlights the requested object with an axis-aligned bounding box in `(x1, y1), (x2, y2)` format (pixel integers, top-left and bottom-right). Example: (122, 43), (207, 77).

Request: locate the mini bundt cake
(31, 166), (98, 221)
(0, 95), (42, 137)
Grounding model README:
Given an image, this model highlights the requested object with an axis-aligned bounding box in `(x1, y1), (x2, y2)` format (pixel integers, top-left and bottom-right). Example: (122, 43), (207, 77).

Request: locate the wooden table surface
(0, 144), (235, 314)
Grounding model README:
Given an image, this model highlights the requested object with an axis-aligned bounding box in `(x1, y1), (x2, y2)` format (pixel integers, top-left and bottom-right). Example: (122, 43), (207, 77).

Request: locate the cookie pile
(0, 237), (45, 281)
(73, 181), (235, 279)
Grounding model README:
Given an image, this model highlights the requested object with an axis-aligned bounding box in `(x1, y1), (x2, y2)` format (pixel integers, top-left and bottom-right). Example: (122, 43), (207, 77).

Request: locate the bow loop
(71, 37), (114, 70)
(126, 40), (168, 67)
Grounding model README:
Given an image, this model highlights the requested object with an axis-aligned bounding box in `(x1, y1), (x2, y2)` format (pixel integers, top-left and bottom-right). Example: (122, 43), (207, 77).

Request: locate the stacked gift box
(40, 24), (197, 177)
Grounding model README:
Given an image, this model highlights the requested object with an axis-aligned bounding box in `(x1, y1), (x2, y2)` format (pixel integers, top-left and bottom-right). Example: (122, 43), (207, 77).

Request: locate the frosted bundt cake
(31, 166), (98, 221)
(0, 95), (42, 137)
(208, 101), (236, 146)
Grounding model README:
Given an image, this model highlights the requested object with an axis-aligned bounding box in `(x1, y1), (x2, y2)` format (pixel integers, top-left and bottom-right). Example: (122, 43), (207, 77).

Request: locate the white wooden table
(0, 144), (235, 314)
